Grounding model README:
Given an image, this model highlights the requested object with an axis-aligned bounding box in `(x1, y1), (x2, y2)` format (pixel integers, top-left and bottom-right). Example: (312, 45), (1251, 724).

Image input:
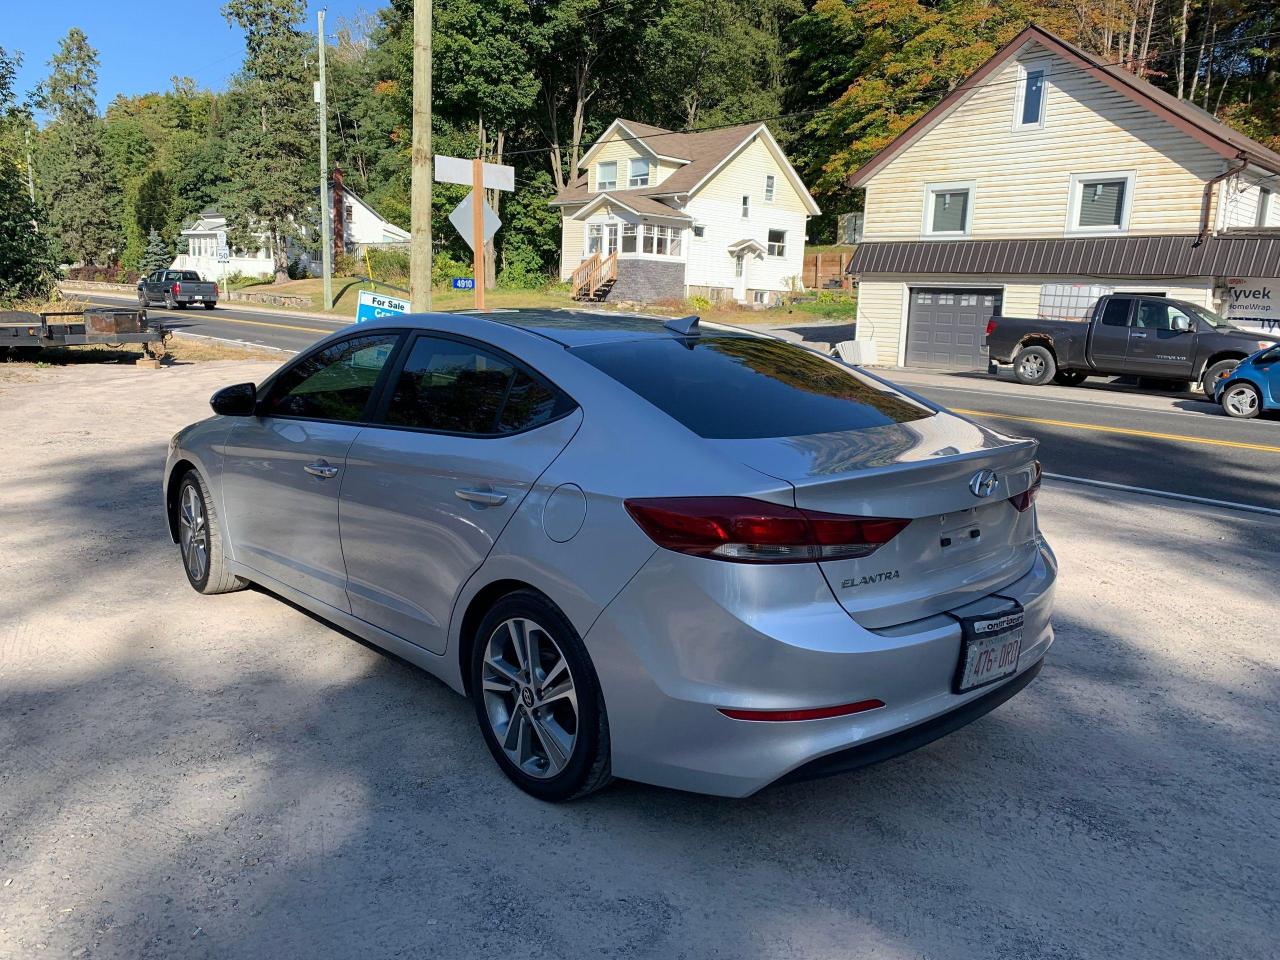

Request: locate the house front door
(733, 253), (747, 302)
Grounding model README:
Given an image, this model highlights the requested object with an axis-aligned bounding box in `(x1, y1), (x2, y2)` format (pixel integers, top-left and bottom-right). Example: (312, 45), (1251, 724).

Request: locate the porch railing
(571, 251), (617, 300)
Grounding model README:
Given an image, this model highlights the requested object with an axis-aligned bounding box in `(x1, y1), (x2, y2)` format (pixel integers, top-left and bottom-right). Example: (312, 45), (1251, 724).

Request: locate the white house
(552, 120), (820, 305)
(846, 24), (1280, 370)
(173, 178), (409, 282)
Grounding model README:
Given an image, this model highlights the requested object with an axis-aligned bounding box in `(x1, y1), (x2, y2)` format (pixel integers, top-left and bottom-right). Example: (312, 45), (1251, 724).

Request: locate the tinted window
(575, 335), (933, 439)
(179, 271), (202, 281)
(383, 336), (562, 435)
(1135, 301), (1193, 331)
(263, 333), (399, 421)
(1100, 298), (1132, 327)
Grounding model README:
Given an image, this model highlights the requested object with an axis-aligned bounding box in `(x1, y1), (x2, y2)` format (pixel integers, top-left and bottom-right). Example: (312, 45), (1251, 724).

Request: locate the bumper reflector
(718, 698), (885, 722)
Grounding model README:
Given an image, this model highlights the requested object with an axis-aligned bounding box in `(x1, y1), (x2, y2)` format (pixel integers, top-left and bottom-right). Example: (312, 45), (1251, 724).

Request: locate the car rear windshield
(573, 335), (934, 439)
(178, 271), (202, 281)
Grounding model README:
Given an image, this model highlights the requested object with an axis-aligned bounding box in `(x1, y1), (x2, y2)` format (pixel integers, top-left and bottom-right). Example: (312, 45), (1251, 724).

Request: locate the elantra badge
(969, 469), (998, 498)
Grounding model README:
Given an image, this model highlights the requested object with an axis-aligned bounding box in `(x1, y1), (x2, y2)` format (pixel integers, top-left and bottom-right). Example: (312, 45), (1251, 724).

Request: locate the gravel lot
(1, 361), (1277, 960)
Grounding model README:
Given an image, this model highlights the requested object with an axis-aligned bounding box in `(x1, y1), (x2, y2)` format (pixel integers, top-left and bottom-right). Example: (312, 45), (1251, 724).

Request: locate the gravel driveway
(1, 361), (1276, 959)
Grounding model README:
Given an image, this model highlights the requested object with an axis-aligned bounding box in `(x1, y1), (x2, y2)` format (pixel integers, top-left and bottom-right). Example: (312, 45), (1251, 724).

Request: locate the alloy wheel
(178, 483), (209, 582)
(1225, 385), (1259, 418)
(481, 617), (579, 779)
(1020, 355), (1045, 379)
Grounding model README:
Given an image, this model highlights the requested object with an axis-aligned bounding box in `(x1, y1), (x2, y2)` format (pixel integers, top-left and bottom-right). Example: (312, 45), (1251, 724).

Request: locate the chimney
(331, 167), (346, 256)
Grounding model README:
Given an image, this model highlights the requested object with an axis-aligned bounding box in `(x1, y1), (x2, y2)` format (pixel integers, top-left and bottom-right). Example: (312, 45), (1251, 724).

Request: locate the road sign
(452, 277), (475, 290)
(355, 289), (410, 324)
(448, 191), (501, 251)
(434, 155), (515, 192)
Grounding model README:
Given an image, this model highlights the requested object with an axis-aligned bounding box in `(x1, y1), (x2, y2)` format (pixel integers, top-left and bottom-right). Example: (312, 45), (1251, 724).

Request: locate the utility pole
(317, 8), (334, 312)
(410, 0), (433, 311)
(25, 127), (38, 231)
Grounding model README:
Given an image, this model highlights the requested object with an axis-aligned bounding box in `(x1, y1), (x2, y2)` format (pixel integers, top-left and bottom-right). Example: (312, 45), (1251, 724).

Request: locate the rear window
(574, 335), (934, 439)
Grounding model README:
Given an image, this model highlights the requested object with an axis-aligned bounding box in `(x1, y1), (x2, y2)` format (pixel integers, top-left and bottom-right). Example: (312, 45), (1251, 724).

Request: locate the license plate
(193, 295), (203, 300)
(954, 607), (1023, 693)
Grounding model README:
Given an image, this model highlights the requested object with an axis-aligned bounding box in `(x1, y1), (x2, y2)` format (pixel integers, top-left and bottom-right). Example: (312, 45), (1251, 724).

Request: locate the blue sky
(8, 1), (366, 113)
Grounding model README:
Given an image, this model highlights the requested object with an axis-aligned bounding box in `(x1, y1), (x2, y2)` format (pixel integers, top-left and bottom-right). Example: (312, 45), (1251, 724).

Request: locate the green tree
(0, 47), (56, 304)
(35, 28), (118, 266)
(138, 227), (172, 274)
(220, 0), (316, 282)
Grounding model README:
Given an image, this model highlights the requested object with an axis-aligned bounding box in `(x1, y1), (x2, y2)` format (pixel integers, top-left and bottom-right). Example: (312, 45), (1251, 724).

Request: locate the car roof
(367, 308), (753, 348)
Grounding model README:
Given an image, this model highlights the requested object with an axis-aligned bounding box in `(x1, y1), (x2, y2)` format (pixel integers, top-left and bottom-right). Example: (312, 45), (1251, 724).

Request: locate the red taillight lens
(1009, 461), (1042, 512)
(213, 283), (220, 297)
(174, 282), (181, 294)
(985, 319), (997, 337)
(623, 497), (909, 563)
(719, 698), (886, 722)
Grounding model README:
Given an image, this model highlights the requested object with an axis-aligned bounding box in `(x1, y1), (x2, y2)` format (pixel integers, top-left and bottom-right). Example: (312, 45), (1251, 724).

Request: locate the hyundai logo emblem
(969, 469), (998, 498)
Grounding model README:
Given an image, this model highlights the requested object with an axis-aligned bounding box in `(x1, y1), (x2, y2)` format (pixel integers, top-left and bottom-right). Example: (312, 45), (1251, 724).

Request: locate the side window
(382, 336), (564, 435)
(1099, 298), (1132, 327)
(262, 333), (399, 422)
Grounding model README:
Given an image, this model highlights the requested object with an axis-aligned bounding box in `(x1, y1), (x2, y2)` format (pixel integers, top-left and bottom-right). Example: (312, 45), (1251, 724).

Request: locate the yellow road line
(950, 408), (1280, 454)
(196, 315), (332, 335)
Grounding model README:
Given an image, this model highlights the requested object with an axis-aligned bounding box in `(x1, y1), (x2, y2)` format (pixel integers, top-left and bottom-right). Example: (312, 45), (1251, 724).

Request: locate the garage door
(906, 288), (1002, 370)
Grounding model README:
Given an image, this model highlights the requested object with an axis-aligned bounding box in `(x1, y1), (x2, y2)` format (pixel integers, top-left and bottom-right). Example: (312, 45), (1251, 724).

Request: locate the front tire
(175, 469), (248, 594)
(1014, 345), (1056, 385)
(1221, 382), (1261, 419)
(470, 590), (611, 802)
(1201, 359), (1239, 396)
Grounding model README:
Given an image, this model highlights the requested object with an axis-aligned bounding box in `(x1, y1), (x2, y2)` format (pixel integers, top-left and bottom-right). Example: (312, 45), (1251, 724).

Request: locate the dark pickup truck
(138, 269), (219, 310)
(986, 294), (1279, 394)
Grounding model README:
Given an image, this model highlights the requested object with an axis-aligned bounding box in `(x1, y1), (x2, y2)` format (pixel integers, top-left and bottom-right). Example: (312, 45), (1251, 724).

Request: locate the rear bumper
(585, 539), (1056, 798)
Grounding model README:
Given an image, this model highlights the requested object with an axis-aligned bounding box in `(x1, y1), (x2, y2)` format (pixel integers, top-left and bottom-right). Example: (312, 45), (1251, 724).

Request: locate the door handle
(1130, 332), (1147, 338)
(455, 487), (508, 507)
(304, 460), (340, 479)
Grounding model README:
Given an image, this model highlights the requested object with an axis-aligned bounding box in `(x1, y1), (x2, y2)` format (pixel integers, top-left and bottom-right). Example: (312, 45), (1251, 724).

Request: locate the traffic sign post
(435, 153), (514, 310)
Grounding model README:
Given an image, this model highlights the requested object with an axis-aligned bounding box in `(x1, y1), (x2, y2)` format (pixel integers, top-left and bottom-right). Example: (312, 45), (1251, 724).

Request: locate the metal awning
(848, 232), (1280, 279)
(728, 238), (766, 257)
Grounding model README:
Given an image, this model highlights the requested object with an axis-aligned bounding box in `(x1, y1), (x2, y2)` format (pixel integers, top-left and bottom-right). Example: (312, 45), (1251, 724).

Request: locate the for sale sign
(1223, 278), (1280, 334)
(355, 289), (410, 324)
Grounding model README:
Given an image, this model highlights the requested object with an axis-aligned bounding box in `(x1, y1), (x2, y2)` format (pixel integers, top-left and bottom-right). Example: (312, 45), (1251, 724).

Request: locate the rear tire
(470, 590), (612, 802)
(175, 469), (248, 595)
(1221, 382), (1261, 419)
(1052, 370), (1087, 386)
(203, 302), (216, 310)
(1201, 359), (1239, 397)
(1013, 345), (1056, 386)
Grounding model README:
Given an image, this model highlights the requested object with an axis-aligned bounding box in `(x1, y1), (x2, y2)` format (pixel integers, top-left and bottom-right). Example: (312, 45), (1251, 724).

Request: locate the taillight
(719, 698), (886, 722)
(985, 319), (997, 337)
(213, 284), (220, 297)
(623, 497), (909, 564)
(174, 282), (181, 295)
(1009, 461), (1042, 512)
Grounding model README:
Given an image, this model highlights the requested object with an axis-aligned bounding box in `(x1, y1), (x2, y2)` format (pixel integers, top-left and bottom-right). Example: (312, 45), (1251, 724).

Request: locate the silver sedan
(164, 310), (1056, 800)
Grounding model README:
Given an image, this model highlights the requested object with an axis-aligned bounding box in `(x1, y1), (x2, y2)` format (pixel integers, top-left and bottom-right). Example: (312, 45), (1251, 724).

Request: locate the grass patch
(0, 336), (282, 367)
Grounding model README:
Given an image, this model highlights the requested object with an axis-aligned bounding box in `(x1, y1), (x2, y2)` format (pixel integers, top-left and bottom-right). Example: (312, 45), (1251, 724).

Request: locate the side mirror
(1171, 315), (1191, 333)
(210, 382), (257, 417)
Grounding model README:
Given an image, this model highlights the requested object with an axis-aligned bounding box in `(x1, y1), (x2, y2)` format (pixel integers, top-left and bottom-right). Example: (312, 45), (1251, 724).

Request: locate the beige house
(552, 120), (820, 304)
(847, 24), (1280, 369)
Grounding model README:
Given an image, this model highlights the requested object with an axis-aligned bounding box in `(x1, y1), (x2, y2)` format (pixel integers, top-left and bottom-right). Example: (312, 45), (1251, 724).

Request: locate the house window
(734, 256), (744, 278)
(753, 291), (767, 304)
(1016, 67), (1046, 128)
(741, 195), (750, 219)
(596, 161), (617, 191)
(586, 223), (603, 255)
(693, 224), (705, 238)
(1070, 172), (1134, 232)
(629, 157), (650, 188)
(621, 223), (637, 253)
(767, 229), (786, 257)
(924, 183), (972, 236)
(765, 175), (776, 202)
(1258, 188), (1272, 228)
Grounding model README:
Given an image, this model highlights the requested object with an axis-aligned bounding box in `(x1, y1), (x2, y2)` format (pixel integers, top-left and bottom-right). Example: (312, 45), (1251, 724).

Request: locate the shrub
(333, 252), (360, 277)
(687, 295), (713, 312)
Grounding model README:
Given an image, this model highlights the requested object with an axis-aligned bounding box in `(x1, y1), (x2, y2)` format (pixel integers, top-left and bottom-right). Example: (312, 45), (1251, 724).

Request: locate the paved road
(84, 293), (1279, 512)
(889, 370), (1280, 514)
(84, 291), (350, 354)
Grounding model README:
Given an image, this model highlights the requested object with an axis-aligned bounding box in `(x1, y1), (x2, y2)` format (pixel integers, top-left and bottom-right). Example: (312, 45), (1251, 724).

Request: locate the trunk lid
(712, 412), (1041, 629)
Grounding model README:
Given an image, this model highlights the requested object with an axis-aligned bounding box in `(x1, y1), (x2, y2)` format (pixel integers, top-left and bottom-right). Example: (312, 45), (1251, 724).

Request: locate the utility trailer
(0, 307), (170, 360)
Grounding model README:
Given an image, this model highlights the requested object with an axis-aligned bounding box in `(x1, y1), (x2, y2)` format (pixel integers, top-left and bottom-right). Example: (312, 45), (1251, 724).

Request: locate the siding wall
(559, 215), (586, 280)
(1220, 171), (1280, 229)
(862, 44), (1229, 241)
(684, 136), (810, 293)
(587, 133), (682, 191)
(856, 275), (1215, 366)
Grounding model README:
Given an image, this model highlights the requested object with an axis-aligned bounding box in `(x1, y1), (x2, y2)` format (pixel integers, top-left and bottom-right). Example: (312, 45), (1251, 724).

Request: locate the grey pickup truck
(985, 294), (1279, 394)
(138, 269), (219, 310)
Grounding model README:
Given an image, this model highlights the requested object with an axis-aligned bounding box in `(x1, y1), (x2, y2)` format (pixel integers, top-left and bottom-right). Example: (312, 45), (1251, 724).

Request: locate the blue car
(1214, 343), (1280, 419)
